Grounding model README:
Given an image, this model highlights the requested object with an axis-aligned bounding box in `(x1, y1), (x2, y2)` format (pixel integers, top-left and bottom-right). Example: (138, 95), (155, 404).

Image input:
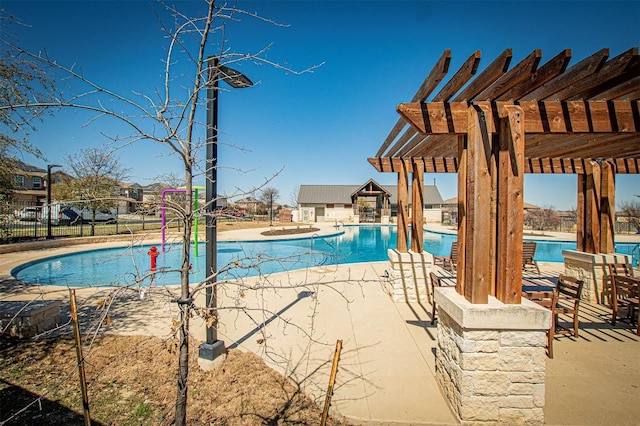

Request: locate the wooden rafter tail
(551, 47), (640, 101)
(452, 48), (513, 102)
(593, 74), (640, 101)
(376, 49), (453, 157)
(412, 49), (452, 103)
(433, 50), (481, 102)
(498, 49), (572, 101)
(474, 49), (542, 101)
(522, 47), (609, 101)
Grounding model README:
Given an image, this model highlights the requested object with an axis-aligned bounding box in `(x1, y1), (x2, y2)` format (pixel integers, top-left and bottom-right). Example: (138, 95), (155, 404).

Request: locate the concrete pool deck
(1, 224), (639, 425)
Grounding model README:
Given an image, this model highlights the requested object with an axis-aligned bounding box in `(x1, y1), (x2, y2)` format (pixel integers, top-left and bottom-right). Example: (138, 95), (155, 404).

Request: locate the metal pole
(205, 56), (220, 345)
(200, 57), (252, 363)
(47, 165), (53, 239)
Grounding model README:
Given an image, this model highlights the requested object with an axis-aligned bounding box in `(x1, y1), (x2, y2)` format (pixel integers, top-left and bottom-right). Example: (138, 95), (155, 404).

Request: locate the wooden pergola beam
(396, 100), (640, 135)
(367, 157), (640, 174)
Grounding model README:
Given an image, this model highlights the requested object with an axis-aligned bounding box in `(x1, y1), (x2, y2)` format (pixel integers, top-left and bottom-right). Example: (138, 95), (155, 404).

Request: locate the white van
(41, 203), (117, 225)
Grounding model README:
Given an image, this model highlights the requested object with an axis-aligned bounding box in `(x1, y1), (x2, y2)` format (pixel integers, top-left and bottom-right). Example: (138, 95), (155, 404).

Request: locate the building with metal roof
(297, 178), (443, 223)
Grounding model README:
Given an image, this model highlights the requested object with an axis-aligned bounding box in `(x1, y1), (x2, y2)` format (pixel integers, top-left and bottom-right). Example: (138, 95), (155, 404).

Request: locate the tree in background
(289, 185), (300, 207)
(0, 14), (57, 234)
(260, 187), (280, 225)
(524, 205), (561, 232)
(618, 200), (640, 233)
(57, 147), (130, 235)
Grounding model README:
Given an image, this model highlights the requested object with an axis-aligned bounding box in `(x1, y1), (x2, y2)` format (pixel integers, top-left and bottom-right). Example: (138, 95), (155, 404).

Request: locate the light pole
(46, 164), (61, 239)
(270, 192), (273, 227)
(200, 57), (253, 362)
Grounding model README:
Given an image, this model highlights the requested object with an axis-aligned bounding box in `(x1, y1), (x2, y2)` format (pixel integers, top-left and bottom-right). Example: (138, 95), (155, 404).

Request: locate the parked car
(16, 206), (41, 221)
(41, 203), (117, 225)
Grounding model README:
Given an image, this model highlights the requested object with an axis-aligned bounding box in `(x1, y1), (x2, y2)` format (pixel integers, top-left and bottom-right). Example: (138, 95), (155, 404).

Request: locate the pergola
(369, 48), (640, 305)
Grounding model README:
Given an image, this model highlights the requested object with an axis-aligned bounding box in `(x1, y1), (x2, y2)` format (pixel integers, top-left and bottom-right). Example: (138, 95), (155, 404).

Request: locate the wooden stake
(321, 340), (343, 426)
(70, 289), (91, 426)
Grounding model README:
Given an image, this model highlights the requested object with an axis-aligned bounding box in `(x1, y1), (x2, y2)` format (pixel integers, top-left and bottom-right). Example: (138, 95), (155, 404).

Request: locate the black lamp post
(46, 164), (61, 239)
(270, 193), (273, 227)
(200, 57), (253, 362)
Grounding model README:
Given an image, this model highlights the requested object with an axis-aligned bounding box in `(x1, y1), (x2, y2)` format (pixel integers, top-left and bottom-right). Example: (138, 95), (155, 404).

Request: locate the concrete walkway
(1, 224), (639, 425)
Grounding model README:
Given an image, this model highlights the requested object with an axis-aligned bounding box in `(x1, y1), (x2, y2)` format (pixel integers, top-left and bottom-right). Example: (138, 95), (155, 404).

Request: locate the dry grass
(0, 334), (347, 425)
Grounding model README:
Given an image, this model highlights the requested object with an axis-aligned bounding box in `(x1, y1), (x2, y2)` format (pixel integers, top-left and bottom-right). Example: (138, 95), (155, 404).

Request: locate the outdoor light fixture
(46, 164), (62, 239)
(200, 57), (253, 363)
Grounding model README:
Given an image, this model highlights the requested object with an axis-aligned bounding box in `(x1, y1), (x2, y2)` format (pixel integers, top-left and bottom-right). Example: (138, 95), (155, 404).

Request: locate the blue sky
(2, 0), (639, 209)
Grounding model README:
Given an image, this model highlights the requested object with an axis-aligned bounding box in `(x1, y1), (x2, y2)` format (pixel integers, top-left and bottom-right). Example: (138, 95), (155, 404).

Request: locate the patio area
(1, 237), (638, 424)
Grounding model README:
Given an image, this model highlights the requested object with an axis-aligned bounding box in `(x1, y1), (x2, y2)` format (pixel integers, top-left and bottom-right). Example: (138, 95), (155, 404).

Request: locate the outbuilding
(297, 178), (444, 223)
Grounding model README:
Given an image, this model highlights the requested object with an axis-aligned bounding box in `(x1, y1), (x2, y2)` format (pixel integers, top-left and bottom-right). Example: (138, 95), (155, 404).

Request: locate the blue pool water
(11, 225), (638, 287)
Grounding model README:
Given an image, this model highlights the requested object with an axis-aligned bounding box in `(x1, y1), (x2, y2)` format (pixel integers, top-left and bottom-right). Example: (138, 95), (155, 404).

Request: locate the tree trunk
(175, 183), (193, 426)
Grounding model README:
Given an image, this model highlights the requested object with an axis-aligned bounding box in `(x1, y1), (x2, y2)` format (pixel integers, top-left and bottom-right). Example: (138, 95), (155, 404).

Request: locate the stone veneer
(562, 250), (631, 303)
(0, 300), (61, 338)
(386, 249), (433, 302)
(434, 287), (550, 425)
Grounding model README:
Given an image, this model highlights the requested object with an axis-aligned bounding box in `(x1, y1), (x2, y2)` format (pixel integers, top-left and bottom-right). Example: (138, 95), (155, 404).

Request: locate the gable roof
(298, 184), (444, 205)
(15, 161), (46, 175)
(351, 179), (392, 197)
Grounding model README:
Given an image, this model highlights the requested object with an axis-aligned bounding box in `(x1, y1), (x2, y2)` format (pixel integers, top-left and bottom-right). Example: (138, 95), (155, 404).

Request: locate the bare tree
(524, 205), (561, 231)
(618, 200), (640, 233)
(290, 185), (300, 207)
(58, 146), (130, 235)
(260, 187), (280, 225)
(1, 1), (323, 424)
(0, 14), (57, 234)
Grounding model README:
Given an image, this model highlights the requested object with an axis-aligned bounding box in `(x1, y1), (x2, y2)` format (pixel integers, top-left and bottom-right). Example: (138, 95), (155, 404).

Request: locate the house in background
(116, 182), (145, 213)
(10, 161), (70, 207)
(12, 161), (47, 205)
(297, 179), (444, 223)
(234, 196), (260, 215)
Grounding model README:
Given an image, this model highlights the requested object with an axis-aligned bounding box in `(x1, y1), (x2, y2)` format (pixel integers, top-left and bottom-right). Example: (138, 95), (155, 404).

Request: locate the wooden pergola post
(577, 159), (616, 254)
(577, 161), (601, 253)
(456, 135), (467, 295)
(600, 160), (615, 254)
(459, 105), (493, 304)
(411, 160), (424, 253)
(495, 105), (524, 304)
(397, 162), (409, 253)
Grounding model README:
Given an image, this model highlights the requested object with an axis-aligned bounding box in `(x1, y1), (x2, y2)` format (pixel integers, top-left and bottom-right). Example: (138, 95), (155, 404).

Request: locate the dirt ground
(0, 334), (347, 425)
(0, 221), (348, 425)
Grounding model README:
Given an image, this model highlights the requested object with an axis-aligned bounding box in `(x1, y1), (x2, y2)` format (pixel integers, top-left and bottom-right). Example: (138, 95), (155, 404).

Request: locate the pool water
(11, 225), (638, 287)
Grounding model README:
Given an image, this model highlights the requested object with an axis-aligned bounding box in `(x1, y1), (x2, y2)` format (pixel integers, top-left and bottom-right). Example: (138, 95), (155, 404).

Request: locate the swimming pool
(11, 225), (638, 287)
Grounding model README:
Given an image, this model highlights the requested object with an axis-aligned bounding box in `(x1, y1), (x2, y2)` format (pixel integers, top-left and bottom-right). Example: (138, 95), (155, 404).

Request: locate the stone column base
(386, 249), (433, 302)
(435, 287), (551, 425)
(562, 250), (631, 303)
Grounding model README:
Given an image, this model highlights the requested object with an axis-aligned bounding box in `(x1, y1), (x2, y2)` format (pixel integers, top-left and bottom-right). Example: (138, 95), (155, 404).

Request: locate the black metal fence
(1, 201), (268, 243)
(1, 201), (179, 243)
